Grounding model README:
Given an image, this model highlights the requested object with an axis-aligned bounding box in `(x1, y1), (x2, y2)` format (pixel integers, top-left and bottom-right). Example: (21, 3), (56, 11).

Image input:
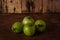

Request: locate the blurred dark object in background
(0, 0), (2, 13)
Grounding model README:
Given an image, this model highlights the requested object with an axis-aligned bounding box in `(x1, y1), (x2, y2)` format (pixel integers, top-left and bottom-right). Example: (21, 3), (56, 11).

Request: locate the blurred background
(0, 0), (60, 13)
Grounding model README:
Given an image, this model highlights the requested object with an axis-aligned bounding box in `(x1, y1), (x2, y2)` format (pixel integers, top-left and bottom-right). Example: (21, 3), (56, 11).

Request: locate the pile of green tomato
(11, 16), (46, 36)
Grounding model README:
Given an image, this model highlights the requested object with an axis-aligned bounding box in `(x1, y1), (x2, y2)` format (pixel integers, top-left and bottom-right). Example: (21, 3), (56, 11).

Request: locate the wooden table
(0, 13), (60, 40)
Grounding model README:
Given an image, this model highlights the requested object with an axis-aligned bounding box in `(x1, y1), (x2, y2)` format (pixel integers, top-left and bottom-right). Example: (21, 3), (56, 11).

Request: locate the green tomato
(35, 20), (46, 32)
(11, 22), (23, 33)
(23, 25), (35, 36)
(22, 16), (34, 25)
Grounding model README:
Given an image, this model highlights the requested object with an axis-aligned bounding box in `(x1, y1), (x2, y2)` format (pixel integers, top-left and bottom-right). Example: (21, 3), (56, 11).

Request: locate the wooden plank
(0, 13), (60, 40)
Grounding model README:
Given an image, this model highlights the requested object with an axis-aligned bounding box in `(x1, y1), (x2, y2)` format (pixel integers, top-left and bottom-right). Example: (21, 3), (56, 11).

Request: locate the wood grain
(0, 13), (60, 40)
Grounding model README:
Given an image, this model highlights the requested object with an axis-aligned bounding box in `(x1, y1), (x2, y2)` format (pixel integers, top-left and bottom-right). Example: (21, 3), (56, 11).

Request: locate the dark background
(0, 13), (60, 40)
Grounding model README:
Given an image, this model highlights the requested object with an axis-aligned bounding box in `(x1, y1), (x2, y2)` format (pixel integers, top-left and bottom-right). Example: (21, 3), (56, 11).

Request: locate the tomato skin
(22, 16), (34, 25)
(11, 22), (23, 33)
(23, 25), (35, 36)
(35, 20), (46, 32)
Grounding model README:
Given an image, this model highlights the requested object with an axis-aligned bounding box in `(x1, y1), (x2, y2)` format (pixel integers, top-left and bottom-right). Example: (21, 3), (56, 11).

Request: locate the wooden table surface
(0, 13), (60, 40)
